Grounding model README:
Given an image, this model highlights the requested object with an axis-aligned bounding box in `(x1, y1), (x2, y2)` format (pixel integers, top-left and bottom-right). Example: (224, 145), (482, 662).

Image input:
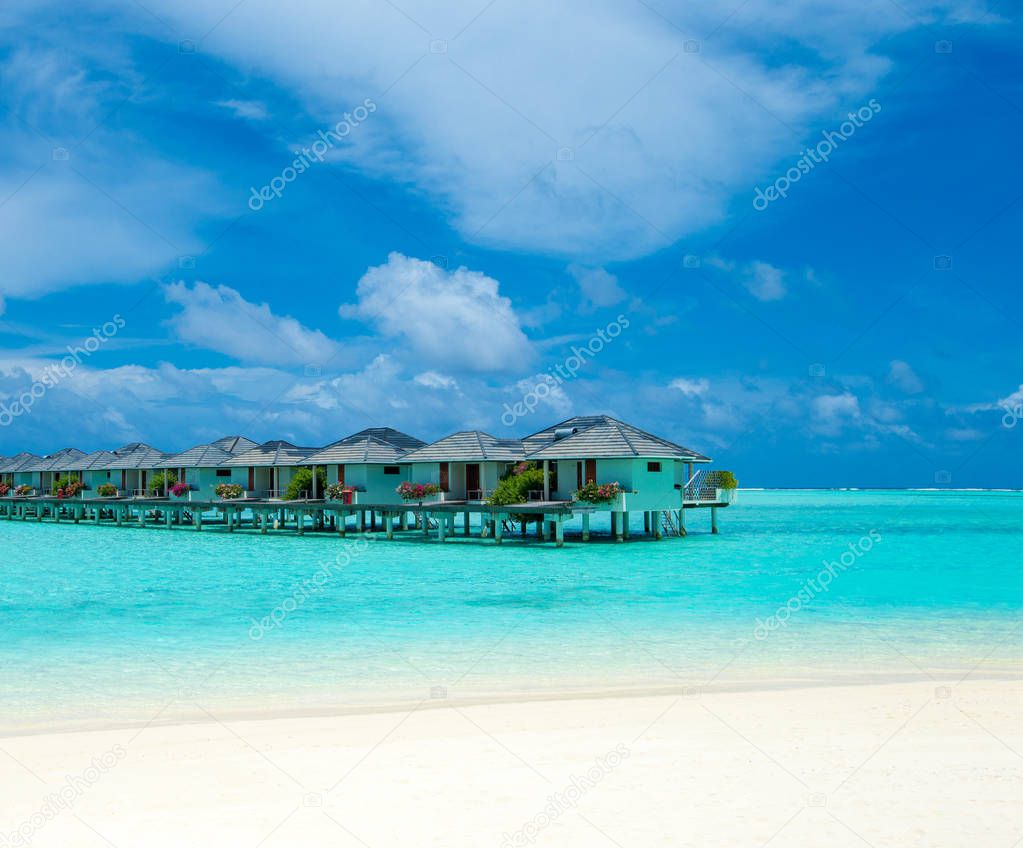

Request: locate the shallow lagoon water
(1, 490), (1020, 732)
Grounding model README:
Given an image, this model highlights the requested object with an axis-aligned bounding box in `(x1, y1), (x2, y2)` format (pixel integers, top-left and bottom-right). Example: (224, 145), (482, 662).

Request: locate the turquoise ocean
(0, 490), (1020, 733)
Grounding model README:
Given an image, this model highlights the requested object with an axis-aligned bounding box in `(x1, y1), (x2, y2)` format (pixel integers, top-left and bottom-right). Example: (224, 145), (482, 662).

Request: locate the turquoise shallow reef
(0, 490), (1020, 732)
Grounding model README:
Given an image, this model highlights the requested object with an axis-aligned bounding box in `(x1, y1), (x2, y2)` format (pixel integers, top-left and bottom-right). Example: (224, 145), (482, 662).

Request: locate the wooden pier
(0, 495), (727, 546)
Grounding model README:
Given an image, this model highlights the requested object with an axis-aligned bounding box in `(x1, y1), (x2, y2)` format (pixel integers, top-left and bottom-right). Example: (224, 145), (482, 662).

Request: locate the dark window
(439, 462), (449, 491)
(383, 465), (400, 475)
(216, 469), (232, 477)
(549, 464), (558, 492)
(647, 461), (662, 472)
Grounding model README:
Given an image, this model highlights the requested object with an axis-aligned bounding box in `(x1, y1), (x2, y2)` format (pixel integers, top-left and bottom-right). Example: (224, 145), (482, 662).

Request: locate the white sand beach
(1, 677), (1020, 847)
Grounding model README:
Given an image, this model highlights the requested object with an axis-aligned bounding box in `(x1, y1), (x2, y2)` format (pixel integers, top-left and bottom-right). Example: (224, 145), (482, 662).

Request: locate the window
(383, 465), (400, 475)
(216, 469), (232, 477)
(647, 462), (662, 472)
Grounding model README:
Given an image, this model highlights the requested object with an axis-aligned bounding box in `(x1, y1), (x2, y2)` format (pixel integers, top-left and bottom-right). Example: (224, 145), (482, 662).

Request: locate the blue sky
(0, 0), (1020, 487)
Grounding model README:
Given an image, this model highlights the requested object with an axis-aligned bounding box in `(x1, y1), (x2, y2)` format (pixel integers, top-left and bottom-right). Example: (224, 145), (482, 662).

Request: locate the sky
(0, 0), (1020, 487)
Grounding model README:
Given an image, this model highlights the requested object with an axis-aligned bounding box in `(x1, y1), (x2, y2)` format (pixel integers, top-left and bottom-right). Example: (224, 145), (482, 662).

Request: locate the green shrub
(285, 467), (328, 500)
(714, 471), (738, 489)
(488, 467), (545, 507)
(148, 471), (177, 494)
(97, 483), (118, 497)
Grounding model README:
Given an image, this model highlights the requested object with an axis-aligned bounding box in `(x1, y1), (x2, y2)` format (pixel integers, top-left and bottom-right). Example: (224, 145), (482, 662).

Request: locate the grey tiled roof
(343, 428), (425, 451)
(74, 450), (119, 470)
(155, 444), (237, 468)
(98, 446), (170, 470)
(305, 436), (411, 465)
(21, 448), (87, 472)
(0, 452), (42, 472)
(524, 416), (711, 461)
(220, 440), (319, 467)
(401, 431), (525, 463)
(209, 435), (260, 454)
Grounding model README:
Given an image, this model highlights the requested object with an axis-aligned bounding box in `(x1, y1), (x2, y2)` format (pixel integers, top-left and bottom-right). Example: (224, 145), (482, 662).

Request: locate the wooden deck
(0, 494), (728, 546)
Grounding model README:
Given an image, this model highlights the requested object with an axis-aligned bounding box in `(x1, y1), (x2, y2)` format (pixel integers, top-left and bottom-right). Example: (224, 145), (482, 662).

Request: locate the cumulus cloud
(567, 264), (626, 310)
(165, 282), (340, 367)
(414, 371), (459, 390)
(707, 257), (789, 301)
(339, 253), (534, 373)
(887, 360), (925, 394)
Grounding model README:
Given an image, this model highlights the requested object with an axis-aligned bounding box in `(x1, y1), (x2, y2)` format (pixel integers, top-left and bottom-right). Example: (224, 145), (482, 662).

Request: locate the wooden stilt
(582, 513), (590, 541)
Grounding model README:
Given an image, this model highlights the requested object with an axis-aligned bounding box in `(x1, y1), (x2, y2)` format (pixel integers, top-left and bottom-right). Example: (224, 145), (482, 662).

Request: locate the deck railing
(683, 470), (737, 503)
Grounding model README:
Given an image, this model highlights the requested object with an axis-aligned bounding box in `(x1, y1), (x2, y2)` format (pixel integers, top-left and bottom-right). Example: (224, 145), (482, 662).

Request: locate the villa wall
(330, 464), (409, 504)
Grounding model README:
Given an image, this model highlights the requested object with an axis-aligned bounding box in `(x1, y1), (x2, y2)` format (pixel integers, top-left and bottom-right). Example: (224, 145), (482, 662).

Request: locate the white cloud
(414, 370), (458, 390)
(743, 261), (787, 302)
(670, 377), (710, 397)
(113, 0), (989, 260)
(707, 257), (788, 301)
(812, 393), (861, 433)
(887, 360), (924, 394)
(340, 253), (534, 373)
(0, 42), (224, 307)
(164, 281), (340, 367)
(567, 264), (626, 310)
(217, 98), (268, 120)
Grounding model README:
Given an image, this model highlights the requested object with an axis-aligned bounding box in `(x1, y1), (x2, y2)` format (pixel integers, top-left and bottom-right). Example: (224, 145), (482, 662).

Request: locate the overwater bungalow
(219, 440), (319, 498)
(0, 452), (43, 489)
(154, 436), (259, 499)
(96, 444), (170, 497)
(21, 447), (87, 494)
(401, 431), (526, 502)
(0, 413), (735, 543)
(304, 428), (425, 504)
(72, 450), (120, 493)
(522, 415), (713, 512)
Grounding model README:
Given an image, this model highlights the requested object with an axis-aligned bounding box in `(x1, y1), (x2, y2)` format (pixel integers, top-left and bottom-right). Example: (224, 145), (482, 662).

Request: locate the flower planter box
(715, 488), (737, 504)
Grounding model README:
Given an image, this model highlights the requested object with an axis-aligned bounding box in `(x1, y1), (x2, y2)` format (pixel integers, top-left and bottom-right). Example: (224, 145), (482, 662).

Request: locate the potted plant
(97, 483), (119, 498)
(215, 482), (244, 500)
(325, 482), (355, 504)
(14, 484), (34, 497)
(573, 480), (623, 505)
(53, 477), (85, 499)
(396, 481), (441, 502)
(0, 482), (9, 497)
(713, 471), (738, 504)
(170, 481), (191, 499)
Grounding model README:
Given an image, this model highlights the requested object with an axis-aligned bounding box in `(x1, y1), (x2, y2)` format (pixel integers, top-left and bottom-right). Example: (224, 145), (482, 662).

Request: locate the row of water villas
(0, 416), (735, 546)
